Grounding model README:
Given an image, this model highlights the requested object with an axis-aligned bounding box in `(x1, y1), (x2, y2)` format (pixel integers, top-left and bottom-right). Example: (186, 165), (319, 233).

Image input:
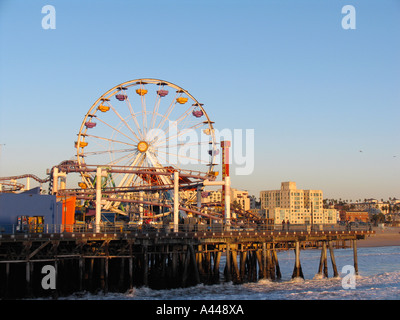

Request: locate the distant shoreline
(357, 226), (400, 248)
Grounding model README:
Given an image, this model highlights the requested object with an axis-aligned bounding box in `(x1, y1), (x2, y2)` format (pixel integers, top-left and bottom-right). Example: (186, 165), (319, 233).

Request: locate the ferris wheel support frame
(91, 166), (181, 233)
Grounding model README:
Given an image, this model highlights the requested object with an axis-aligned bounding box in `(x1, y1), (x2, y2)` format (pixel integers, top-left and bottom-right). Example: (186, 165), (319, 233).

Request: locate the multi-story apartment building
(260, 182), (336, 225)
(230, 188), (250, 211)
(187, 188), (250, 211)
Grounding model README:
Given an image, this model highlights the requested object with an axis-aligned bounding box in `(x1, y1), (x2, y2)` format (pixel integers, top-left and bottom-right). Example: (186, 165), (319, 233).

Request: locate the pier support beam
(143, 245), (149, 286)
(79, 257), (84, 291)
(25, 261), (32, 297)
(328, 241), (339, 277)
(272, 248), (281, 279)
(353, 239), (358, 275)
(318, 241), (328, 278)
(225, 243), (232, 282)
(262, 243), (267, 279)
(231, 246), (240, 283)
(292, 241), (304, 279)
(213, 250), (221, 283)
(189, 244), (200, 284)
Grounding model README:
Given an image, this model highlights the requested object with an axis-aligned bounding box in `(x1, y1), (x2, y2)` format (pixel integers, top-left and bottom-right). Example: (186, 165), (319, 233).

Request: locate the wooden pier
(0, 229), (373, 298)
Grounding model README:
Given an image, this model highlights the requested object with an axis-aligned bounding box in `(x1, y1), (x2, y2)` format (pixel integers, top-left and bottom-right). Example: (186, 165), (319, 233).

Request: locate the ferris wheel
(75, 79), (218, 194)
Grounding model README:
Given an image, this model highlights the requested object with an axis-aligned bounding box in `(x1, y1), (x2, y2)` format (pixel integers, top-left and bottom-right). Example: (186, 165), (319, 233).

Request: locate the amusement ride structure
(0, 78), (261, 231)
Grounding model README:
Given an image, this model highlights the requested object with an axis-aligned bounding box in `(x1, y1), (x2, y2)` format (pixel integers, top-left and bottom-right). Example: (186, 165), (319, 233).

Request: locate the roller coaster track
(0, 173), (50, 192)
(0, 174), (50, 184)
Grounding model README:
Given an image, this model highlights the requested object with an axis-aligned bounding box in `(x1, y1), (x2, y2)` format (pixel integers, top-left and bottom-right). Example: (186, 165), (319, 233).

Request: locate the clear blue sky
(0, 0), (399, 200)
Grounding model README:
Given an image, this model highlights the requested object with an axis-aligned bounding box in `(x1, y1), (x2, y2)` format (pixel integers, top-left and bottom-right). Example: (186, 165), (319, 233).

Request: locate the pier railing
(0, 221), (371, 236)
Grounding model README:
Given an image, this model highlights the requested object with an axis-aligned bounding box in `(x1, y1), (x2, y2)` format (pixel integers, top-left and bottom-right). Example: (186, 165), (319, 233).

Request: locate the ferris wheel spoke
(157, 140), (210, 149)
(108, 102), (142, 142)
(107, 149), (140, 167)
(150, 94), (162, 131)
(140, 94), (148, 137)
(95, 111), (140, 144)
(85, 134), (137, 148)
(176, 104), (195, 122)
(81, 148), (136, 157)
(159, 104), (194, 139)
(152, 151), (181, 172)
(155, 92), (179, 131)
(157, 149), (209, 165)
(145, 151), (173, 185)
(153, 122), (205, 148)
(125, 97), (145, 140)
(116, 152), (144, 188)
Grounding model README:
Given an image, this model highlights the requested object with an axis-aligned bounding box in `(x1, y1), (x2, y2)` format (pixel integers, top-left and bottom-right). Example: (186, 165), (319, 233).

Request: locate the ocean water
(62, 245), (400, 300)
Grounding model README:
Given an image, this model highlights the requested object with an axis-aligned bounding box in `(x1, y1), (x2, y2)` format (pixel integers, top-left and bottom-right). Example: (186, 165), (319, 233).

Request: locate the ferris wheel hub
(137, 141), (149, 153)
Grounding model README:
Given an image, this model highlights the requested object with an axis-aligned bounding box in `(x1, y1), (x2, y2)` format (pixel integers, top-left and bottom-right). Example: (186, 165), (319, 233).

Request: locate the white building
(200, 188), (250, 211)
(260, 182), (336, 225)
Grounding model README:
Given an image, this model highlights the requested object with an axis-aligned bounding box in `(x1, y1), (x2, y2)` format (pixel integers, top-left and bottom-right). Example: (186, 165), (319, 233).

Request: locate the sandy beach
(357, 226), (400, 248)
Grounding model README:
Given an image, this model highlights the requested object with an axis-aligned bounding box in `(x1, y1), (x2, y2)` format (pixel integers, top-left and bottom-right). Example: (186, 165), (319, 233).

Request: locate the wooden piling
(104, 258), (109, 293)
(317, 243), (323, 276)
(5, 263), (10, 296)
(89, 258), (94, 291)
(262, 243), (267, 279)
(292, 241), (304, 279)
(255, 249), (263, 280)
(118, 258), (125, 289)
(129, 256), (133, 289)
(181, 247), (190, 286)
(239, 250), (247, 281)
(328, 241), (339, 277)
(232, 252), (240, 283)
(318, 241), (328, 277)
(213, 250), (221, 283)
(189, 244), (200, 284)
(143, 245), (149, 286)
(225, 243), (232, 282)
(25, 261), (31, 297)
(272, 248), (281, 279)
(79, 257), (84, 291)
(353, 239), (358, 275)
(268, 246), (276, 280)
